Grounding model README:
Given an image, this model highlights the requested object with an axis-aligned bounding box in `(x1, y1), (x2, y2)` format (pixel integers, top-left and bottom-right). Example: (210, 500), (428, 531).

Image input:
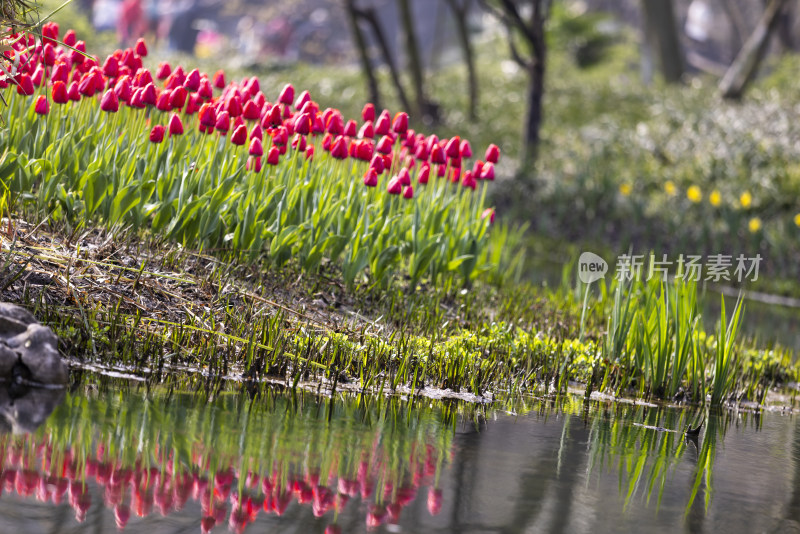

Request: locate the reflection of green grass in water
(2, 387), (455, 530)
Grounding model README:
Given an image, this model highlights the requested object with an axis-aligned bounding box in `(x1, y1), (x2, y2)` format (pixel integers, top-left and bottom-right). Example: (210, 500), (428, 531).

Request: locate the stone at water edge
(0, 302), (68, 385)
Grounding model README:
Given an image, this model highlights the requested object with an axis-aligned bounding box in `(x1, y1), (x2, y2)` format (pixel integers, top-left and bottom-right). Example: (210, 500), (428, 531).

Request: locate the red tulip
(402, 185), (414, 199)
(51, 61), (69, 84)
(43, 43), (56, 66)
(226, 94), (243, 117)
(142, 83), (157, 106)
(215, 110), (231, 132)
(445, 136), (461, 158)
(243, 100), (260, 120)
(247, 156), (262, 172)
(249, 137), (263, 157)
(363, 168), (378, 187)
(67, 81), (80, 101)
(198, 78), (213, 99)
(42, 22), (59, 46)
(184, 68), (201, 91)
(418, 163), (430, 184)
(212, 70), (226, 89)
(34, 95), (49, 115)
(427, 488), (443, 516)
(230, 124), (247, 146)
(134, 67), (153, 87)
(482, 208), (495, 224)
(430, 144), (446, 164)
(63, 29), (77, 47)
(244, 76), (260, 96)
(100, 89), (119, 112)
(291, 133), (306, 151)
(294, 89), (311, 110)
(480, 162), (495, 181)
(387, 176), (402, 195)
(71, 40), (86, 64)
(392, 112), (409, 134)
(149, 125), (165, 143)
(375, 110), (391, 136)
(102, 55), (119, 77)
(199, 102), (216, 127)
(170, 86), (188, 109)
(134, 37), (148, 56)
(168, 113), (184, 135)
(278, 84), (294, 105)
(330, 136), (349, 159)
(369, 154), (385, 175)
(155, 91), (172, 111)
(114, 75), (132, 102)
(53, 81), (68, 104)
(250, 125), (263, 141)
(16, 73), (34, 95)
(358, 120), (374, 139)
(305, 145), (315, 159)
(375, 135), (393, 155)
(267, 146), (280, 165)
(398, 167), (411, 186)
(156, 61), (171, 80)
(485, 143), (500, 163)
(462, 170), (476, 190)
(460, 139), (472, 158)
(362, 103), (375, 122)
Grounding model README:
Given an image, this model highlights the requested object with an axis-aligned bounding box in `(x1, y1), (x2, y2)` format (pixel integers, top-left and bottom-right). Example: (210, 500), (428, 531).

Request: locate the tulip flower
(242, 100), (260, 120)
(250, 125), (263, 141)
(430, 145), (446, 164)
(168, 113), (184, 135)
(418, 163), (430, 184)
(134, 67), (153, 87)
(387, 176), (402, 195)
(370, 154), (385, 175)
(43, 43), (56, 66)
(198, 103), (216, 128)
(52, 81), (69, 104)
(142, 83), (157, 105)
(294, 90), (311, 110)
(485, 143), (500, 163)
(445, 136), (461, 158)
(392, 112), (408, 134)
(184, 68), (201, 91)
(305, 145), (315, 159)
(247, 156), (262, 172)
(462, 170), (476, 190)
(63, 29), (77, 47)
(155, 91), (172, 111)
(402, 185), (414, 199)
(215, 110), (231, 133)
(149, 125), (165, 143)
(156, 62), (171, 80)
(34, 95), (49, 115)
(16, 74), (34, 95)
(134, 38), (148, 56)
(278, 84), (294, 105)
(102, 55), (119, 77)
(226, 95), (243, 117)
(480, 162), (495, 181)
(267, 146), (280, 165)
(249, 137), (263, 157)
(482, 207), (496, 224)
(363, 168), (378, 187)
(398, 167), (411, 186)
(358, 121), (374, 139)
(100, 89), (119, 112)
(170, 86), (188, 109)
(51, 62), (69, 83)
(375, 135), (393, 155)
(67, 81), (80, 101)
(330, 136), (349, 159)
(212, 70), (225, 89)
(230, 124), (248, 146)
(375, 110), (391, 136)
(114, 75), (132, 102)
(459, 139), (472, 158)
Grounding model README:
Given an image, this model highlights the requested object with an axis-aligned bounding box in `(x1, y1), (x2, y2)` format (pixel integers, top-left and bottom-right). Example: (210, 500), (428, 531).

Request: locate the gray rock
(0, 302), (68, 385)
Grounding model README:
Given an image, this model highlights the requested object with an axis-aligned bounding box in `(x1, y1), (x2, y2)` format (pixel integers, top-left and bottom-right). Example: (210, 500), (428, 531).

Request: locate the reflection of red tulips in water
(0, 422), (450, 532)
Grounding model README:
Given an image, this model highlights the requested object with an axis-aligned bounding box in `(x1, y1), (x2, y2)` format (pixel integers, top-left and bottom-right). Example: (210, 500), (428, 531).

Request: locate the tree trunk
(641, 0), (684, 83)
(345, 0), (381, 108)
(397, 0), (428, 118)
(446, 0), (478, 120)
(522, 0), (546, 170)
(357, 5), (413, 114)
(720, 0), (787, 99)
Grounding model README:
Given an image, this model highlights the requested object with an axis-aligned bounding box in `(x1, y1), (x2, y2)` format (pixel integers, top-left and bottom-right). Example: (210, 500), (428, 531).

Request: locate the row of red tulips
(5, 23), (499, 199)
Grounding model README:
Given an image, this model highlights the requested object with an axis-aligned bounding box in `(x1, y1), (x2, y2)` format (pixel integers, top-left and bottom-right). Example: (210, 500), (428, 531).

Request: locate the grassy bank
(1, 21), (799, 407)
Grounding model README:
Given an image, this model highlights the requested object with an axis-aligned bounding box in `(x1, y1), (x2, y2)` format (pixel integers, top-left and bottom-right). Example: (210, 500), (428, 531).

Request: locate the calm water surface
(1, 382), (798, 534)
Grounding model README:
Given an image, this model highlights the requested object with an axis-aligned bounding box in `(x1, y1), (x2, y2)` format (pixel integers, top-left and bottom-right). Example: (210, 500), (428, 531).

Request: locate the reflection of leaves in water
(0, 387), (459, 531)
(585, 403), (707, 513)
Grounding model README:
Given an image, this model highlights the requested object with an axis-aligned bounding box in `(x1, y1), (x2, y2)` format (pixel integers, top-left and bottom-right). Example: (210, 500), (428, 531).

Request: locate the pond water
(1, 380), (798, 534)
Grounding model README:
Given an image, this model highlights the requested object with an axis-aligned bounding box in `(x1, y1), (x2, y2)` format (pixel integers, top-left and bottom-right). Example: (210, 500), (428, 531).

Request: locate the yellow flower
(740, 191), (752, 209)
(664, 181), (676, 196)
(709, 190), (721, 207)
(619, 183), (632, 196)
(748, 217), (762, 233)
(794, 213), (800, 227)
(687, 185), (702, 203)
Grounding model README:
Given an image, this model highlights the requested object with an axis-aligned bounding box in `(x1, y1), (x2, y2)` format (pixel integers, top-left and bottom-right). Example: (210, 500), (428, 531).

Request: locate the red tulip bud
(485, 143), (500, 163)
(34, 95), (49, 115)
(267, 146), (280, 165)
(215, 110), (230, 132)
(481, 208), (495, 224)
(459, 139), (472, 158)
(392, 112), (408, 134)
(387, 176), (402, 195)
(249, 137), (263, 157)
(149, 124), (165, 143)
(363, 168), (378, 187)
(358, 120), (374, 139)
(53, 81), (68, 104)
(168, 113), (184, 135)
(375, 110), (391, 136)
(16, 73), (34, 95)
(63, 29), (77, 47)
(278, 84), (294, 105)
(362, 103), (375, 122)
(402, 185), (414, 199)
(100, 89), (119, 112)
(480, 162), (495, 181)
(212, 70), (226, 89)
(231, 124), (248, 146)
(184, 68), (200, 91)
(156, 62), (171, 80)
(418, 163), (430, 184)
